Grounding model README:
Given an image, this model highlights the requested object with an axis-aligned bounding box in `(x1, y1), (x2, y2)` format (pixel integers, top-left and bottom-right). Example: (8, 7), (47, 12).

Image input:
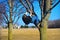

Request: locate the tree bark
(8, 0), (13, 40)
(8, 22), (13, 40)
(0, 26), (2, 40)
(40, 0), (51, 40)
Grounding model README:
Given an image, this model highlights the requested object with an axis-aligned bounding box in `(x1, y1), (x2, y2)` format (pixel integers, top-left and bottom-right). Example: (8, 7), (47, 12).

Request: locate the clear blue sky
(0, 0), (60, 26)
(17, 0), (60, 26)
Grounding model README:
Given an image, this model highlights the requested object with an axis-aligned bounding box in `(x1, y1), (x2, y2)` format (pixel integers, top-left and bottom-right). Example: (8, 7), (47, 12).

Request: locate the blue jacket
(31, 15), (40, 26)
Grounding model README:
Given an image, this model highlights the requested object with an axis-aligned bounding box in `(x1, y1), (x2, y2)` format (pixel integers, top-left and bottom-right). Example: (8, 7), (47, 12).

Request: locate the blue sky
(17, 0), (60, 26)
(0, 0), (60, 26)
(33, 0), (60, 21)
(49, 3), (60, 20)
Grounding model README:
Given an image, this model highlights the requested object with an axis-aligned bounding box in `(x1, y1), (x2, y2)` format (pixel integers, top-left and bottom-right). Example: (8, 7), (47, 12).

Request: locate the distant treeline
(48, 20), (60, 28)
(1, 20), (60, 29)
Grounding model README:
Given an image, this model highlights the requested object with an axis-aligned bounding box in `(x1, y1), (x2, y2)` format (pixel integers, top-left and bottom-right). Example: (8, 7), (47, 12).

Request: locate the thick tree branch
(43, 0), (60, 19)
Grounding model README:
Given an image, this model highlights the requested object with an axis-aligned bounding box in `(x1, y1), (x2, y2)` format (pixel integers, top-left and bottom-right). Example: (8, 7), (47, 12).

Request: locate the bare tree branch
(43, 0), (60, 19)
(0, 3), (8, 24)
(20, 0), (30, 12)
(13, 6), (24, 23)
(25, 0), (32, 10)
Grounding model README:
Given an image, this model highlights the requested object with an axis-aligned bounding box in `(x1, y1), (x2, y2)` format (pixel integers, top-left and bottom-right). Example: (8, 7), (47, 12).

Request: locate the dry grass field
(0, 28), (60, 40)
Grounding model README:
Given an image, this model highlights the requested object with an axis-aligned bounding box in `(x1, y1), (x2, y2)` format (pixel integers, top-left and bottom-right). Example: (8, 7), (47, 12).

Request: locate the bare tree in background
(0, 3), (8, 40)
(0, 0), (25, 40)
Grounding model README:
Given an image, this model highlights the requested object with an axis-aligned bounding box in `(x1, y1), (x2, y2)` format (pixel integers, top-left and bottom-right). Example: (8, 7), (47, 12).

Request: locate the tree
(0, 3), (8, 24)
(8, 0), (13, 40)
(19, 0), (60, 40)
(0, 0), (25, 40)
(0, 2), (8, 40)
(48, 20), (60, 28)
(31, 26), (35, 28)
(39, 0), (51, 40)
(19, 0), (50, 40)
(0, 0), (60, 40)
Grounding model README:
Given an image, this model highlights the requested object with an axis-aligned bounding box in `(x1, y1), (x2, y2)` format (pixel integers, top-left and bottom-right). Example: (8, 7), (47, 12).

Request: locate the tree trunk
(0, 26), (2, 40)
(8, 22), (13, 40)
(40, 0), (51, 40)
(8, 0), (13, 40)
(40, 20), (48, 40)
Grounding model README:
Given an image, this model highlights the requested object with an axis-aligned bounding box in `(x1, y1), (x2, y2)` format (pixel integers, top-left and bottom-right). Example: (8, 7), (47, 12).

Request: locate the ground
(0, 28), (60, 40)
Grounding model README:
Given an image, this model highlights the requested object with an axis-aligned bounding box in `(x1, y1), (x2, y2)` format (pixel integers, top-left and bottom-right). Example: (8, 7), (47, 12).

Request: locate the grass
(0, 28), (60, 40)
